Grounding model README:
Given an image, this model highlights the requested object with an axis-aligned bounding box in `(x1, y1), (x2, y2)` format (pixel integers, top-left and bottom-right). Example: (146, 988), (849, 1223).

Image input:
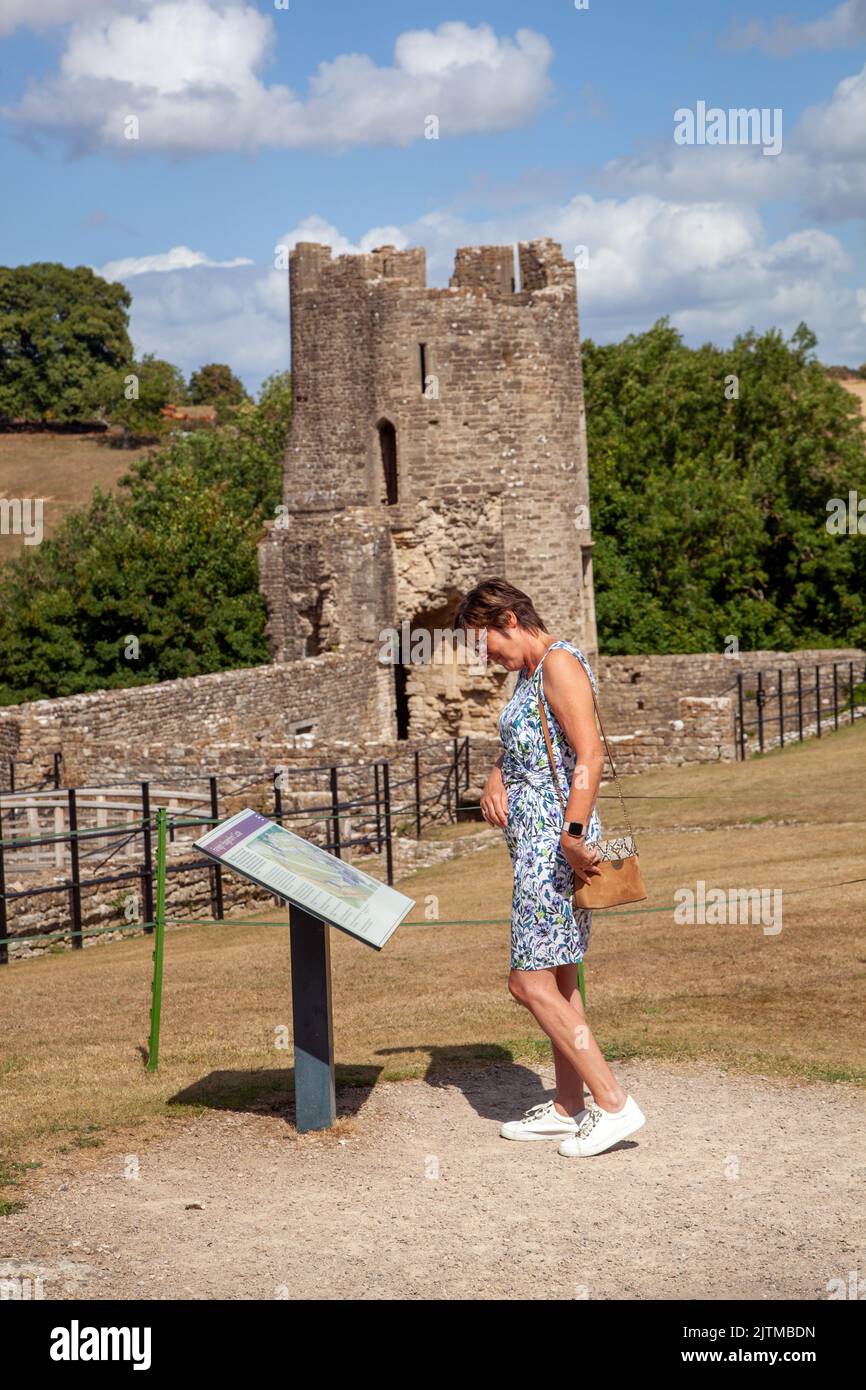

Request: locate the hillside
(838, 373), (866, 423)
(0, 432), (153, 558)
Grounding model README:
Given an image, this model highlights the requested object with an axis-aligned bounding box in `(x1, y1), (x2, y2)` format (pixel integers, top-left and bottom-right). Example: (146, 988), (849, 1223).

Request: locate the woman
(454, 578), (646, 1158)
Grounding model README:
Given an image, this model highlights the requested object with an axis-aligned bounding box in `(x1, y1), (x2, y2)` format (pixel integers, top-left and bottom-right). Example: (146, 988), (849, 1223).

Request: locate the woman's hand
(559, 834), (603, 886)
(480, 767), (509, 828)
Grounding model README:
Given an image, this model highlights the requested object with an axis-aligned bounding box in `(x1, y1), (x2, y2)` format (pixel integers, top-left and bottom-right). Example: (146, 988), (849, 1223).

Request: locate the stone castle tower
(258, 237), (597, 742)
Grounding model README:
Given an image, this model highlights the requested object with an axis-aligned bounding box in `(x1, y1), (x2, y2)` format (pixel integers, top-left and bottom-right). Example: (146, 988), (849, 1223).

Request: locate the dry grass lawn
(0, 432), (153, 559)
(1, 719), (864, 1208)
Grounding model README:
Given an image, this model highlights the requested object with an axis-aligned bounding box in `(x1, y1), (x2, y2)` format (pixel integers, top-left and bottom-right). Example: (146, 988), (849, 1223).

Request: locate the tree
(0, 378), (292, 702)
(0, 263), (133, 422)
(583, 319), (866, 653)
(88, 354), (188, 438)
(189, 362), (250, 407)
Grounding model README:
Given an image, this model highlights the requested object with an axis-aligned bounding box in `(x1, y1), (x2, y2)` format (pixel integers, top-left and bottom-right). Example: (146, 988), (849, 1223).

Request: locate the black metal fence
(0, 736), (472, 963)
(733, 658), (866, 759)
(4, 751), (63, 794)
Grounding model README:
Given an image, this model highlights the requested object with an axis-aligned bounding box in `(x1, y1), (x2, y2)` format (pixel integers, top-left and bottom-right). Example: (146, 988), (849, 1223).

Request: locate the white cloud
(0, 0), (135, 37)
(727, 0), (866, 55)
(275, 214), (410, 259)
(121, 262), (290, 382)
(598, 142), (802, 205)
(5, 4), (553, 153)
(797, 63), (866, 164)
(113, 196), (865, 396)
(594, 61), (866, 223)
(97, 245), (254, 280)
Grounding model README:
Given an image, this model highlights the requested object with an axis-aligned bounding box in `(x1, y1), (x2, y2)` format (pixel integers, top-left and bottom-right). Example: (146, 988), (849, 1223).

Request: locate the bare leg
(551, 964), (587, 1116)
(509, 965), (627, 1112)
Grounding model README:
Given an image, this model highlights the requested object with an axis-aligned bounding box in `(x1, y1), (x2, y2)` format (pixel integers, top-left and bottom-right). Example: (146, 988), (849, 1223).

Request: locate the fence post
(208, 775), (224, 920)
(778, 669), (785, 749)
(67, 788), (83, 949)
(382, 760), (394, 887)
(850, 661), (856, 724)
(146, 806), (167, 1073)
(736, 674), (746, 760)
(0, 792), (7, 966)
(452, 737), (461, 822)
(373, 763), (382, 852)
(833, 663), (839, 730)
(414, 750), (421, 839)
(329, 766), (341, 859)
(816, 666), (822, 738)
(141, 780), (154, 935)
(797, 666), (804, 741)
(757, 671), (765, 754)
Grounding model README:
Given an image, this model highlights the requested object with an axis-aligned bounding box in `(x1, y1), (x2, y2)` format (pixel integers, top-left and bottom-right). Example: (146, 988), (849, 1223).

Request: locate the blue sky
(2, 0), (866, 390)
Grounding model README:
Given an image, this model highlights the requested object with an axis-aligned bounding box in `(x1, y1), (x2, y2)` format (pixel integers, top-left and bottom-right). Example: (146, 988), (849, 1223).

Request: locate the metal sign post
(146, 807), (167, 1073)
(145, 807), (413, 1133)
(288, 903), (336, 1132)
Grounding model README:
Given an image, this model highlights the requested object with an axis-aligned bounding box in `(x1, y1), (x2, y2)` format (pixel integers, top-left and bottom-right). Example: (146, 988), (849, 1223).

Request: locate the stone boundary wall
(0, 655), (393, 789)
(596, 649), (864, 770)
(598, 648), (864, 730)
(1, 647), (862, 794)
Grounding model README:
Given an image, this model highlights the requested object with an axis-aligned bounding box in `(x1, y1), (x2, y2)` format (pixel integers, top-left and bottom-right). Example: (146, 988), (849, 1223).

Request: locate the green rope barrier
(3, 874), (866, 949)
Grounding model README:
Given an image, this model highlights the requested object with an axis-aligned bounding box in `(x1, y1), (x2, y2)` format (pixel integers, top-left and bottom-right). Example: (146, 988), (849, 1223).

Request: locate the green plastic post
(146, 807), (167, 1072)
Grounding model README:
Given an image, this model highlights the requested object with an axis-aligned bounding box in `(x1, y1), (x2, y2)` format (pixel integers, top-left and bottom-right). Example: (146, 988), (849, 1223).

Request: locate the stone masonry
(2, 240), (863, 814)
(257, 238), (597, 741)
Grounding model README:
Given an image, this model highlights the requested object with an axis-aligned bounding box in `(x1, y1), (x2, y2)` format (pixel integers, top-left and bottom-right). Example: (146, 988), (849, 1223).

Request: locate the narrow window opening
(419, 343), (427, 394)
(394, 664), (410, 739)
(301, 589), (323, 656)
(378, 419), (398, 504)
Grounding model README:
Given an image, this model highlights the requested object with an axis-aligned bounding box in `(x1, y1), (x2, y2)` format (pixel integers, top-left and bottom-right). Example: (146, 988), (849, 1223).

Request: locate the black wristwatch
(563, 820), (585, 838)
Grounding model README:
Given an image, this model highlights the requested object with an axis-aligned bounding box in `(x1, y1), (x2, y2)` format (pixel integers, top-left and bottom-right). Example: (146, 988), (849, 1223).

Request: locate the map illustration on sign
(194, 809), (414, 949)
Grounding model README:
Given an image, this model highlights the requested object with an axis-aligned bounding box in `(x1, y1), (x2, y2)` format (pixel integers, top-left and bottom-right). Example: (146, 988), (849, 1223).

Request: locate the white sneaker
(557, 1095), (646, 1157)
(500, 1099), (588, 1141)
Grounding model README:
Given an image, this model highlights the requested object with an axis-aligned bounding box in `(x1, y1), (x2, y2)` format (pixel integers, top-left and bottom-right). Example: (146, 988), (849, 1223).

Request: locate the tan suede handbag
(536, 665), (647, 911)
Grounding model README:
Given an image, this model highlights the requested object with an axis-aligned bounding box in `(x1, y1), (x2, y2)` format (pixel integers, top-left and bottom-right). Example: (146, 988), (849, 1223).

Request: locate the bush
(0, 375), (291, 702)
(584, 320), (866, 652)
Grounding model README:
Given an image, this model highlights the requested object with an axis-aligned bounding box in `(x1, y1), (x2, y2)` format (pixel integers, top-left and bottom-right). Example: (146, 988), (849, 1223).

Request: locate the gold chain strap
(534, 652), (636, 843)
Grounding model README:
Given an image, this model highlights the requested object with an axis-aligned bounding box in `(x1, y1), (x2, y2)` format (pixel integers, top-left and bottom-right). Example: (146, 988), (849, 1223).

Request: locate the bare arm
(480, 750), (508, 827)
(541, 648), (605, 882)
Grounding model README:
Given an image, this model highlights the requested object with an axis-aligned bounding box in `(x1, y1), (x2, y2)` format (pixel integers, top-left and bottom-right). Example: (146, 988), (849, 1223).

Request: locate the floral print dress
(499, 639), (602, 971)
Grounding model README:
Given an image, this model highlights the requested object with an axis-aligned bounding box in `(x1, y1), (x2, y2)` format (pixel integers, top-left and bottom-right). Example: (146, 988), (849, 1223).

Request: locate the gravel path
(3, 1059), (864, 1301)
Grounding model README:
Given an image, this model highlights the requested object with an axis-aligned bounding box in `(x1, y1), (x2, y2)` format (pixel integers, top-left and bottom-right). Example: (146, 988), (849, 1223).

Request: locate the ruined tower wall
(258, 237), (597, 740)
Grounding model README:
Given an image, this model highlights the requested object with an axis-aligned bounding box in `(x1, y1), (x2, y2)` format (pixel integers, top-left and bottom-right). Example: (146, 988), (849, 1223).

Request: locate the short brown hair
(453, 578), (548, 635)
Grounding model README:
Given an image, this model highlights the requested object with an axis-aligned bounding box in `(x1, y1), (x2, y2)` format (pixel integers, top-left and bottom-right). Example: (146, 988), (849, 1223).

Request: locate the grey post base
(288, 903), (336, 1132)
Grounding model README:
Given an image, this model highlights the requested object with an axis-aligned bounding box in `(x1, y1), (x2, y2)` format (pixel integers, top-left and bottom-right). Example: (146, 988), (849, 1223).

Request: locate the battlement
(289, 237), (575, 300)
(290, 241), (427, 293)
